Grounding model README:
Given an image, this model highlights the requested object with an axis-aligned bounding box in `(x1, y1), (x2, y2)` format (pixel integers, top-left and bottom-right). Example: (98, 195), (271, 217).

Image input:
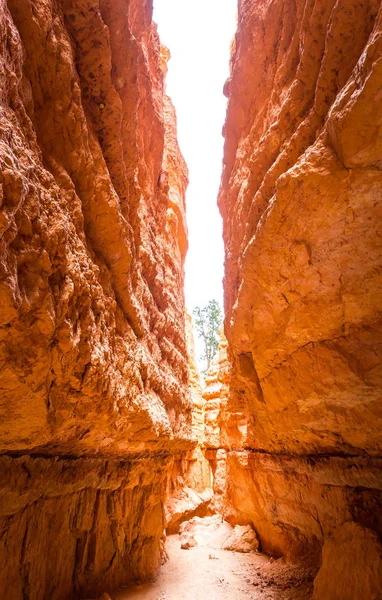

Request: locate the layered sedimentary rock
(219, 0), (382, 595)
(165, 314), (212, 533)
(0, 0), (192, 597)
(203, 332), (234, 516)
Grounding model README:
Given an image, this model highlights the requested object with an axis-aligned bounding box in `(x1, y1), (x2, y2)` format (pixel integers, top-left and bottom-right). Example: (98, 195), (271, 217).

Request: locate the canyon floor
(96, 535), (314, 600)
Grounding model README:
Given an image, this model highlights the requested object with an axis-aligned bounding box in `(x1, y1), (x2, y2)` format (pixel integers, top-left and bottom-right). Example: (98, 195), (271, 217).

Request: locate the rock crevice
(0, 0), (381, 598)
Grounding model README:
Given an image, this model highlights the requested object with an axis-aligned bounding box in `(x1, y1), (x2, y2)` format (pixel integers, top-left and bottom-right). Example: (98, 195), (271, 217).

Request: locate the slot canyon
(0, 0), (381, 598)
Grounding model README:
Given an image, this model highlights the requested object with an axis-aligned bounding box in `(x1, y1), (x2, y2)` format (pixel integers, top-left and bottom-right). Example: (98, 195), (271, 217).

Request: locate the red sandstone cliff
(219, 0), (382, 597)
(0, 0), (191, 597)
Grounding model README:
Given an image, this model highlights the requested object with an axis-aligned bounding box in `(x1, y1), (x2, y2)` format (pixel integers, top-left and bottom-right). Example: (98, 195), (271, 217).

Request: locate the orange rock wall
(0, 0), (191, 597)
(0, 454), (169, 598)
(165, 315), (212, 534)
(219, 0), (382, 594)
(203, 333), (232, 516)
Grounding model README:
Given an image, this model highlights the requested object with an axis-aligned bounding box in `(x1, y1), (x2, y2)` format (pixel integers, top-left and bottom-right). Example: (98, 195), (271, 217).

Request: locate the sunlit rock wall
(0, 0), (192, 597)
(203, 332), (233, 516)
(219, 0), (382, 595)
(165, 314), (212, 534)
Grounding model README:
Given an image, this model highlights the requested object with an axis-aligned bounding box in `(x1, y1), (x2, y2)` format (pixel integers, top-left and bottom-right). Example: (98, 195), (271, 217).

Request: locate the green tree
(193, 299), (222, 377)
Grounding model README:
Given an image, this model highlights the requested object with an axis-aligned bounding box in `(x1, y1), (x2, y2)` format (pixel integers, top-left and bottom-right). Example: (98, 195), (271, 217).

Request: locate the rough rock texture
(222, 524), (259, 553)
(204, 331), (249, 451)
(219, 0), (382, 593)
(312, 522), (382, 600)
(0, 454), (169, 598)
(203, 333), (232, 516)
(179, 516), (259, 553)
(165, 314), (212, 534)
(179, 515), (233, 550)
(0, 0), (192, 597)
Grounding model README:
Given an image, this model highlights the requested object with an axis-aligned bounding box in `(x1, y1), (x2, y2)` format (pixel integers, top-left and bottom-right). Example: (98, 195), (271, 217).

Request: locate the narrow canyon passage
(108, 535), (313, 600)
(0, 0), (381, 599)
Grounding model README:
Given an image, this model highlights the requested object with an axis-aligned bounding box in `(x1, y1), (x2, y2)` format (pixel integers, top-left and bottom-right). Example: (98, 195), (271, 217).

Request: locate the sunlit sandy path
(106, 536), (313, 600)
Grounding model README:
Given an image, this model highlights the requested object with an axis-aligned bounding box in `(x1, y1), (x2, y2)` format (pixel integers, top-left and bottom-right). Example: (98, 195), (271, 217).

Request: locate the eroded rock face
(0, 455), (168, 598)
(0, 0), (191, 596)
(179, 515), (233, 550)
(0, 0), (191, 458)
(203, 332), (233, 516)
(219, 0), (382, 592)
(165, 314), (212, 534)
(312, 522), (382, 600)
(222, 524), (259, 553)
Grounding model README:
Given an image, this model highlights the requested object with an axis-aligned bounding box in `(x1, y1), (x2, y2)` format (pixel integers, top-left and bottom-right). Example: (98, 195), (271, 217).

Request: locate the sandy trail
(111, 535), (313, 600)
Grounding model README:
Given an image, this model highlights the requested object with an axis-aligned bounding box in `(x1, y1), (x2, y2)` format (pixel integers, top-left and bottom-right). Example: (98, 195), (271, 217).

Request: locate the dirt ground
(108, 535), (314, 600)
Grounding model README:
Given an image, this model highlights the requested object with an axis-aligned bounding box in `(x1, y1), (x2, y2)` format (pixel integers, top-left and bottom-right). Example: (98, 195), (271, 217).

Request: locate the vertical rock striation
(219, 0), (382, 595)
(165, 314), (212, 534)
(0, 0), (192, 597)
(203, 332), (232, 517)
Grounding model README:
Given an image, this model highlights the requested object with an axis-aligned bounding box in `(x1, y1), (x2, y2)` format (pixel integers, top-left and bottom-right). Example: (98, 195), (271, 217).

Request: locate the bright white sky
(153, 0), (237, 316)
